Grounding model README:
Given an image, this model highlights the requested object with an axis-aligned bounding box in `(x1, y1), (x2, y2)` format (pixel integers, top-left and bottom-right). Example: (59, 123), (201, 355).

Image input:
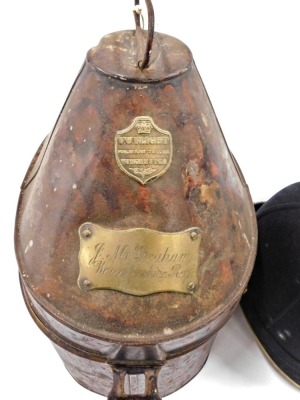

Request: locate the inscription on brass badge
(78, 224), (201, 296)
(115, 116), (173, 185)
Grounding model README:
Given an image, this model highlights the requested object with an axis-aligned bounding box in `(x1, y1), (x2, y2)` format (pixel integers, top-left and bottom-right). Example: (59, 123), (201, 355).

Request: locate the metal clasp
(107, 345), (165, 400)
(108, 366), (162, 400)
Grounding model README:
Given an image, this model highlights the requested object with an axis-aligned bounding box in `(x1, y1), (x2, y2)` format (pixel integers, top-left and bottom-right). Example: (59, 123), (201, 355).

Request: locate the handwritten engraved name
(88, 243), (194, 279)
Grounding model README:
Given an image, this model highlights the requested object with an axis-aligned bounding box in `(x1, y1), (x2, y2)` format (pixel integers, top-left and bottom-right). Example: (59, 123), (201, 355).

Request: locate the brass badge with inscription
(115, 116), (173, 185)
(78, 224), (201, 296)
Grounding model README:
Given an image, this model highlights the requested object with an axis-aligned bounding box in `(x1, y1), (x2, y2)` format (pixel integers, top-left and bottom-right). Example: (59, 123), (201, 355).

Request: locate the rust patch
(219, 260), (234, 288)
(199, 181), (220, 208)
(210, 161), (219, 178)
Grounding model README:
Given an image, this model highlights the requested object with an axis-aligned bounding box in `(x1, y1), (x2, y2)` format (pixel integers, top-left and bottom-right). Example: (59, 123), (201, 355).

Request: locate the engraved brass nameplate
(115, 116), (173, 185)
(78, 224), (201, 296)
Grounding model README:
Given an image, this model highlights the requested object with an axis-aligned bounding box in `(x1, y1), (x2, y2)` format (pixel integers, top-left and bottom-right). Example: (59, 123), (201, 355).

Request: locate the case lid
(16, 28), (257, 346)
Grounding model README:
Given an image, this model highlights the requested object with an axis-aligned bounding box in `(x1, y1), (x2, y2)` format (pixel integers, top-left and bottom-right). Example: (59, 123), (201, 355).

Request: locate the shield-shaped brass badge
(115, 116), (173, 185)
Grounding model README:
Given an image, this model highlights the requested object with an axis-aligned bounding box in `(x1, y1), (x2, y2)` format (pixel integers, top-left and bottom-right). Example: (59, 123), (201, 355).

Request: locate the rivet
(190, 231), (198, 240)
(188, 283), (195, 292)
(83, 279), (91, 287)
(82, 228), (92, 238)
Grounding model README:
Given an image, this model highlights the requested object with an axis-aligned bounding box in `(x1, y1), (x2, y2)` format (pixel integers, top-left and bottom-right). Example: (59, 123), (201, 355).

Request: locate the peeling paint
(163, 327), (174, 335)
(201, 112), (208, 127)
(24, 240), (33, 254)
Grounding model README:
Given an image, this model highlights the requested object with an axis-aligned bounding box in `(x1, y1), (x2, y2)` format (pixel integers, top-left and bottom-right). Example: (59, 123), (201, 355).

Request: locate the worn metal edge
(20, 273), (232, 361)
(86, 30), (193, 83)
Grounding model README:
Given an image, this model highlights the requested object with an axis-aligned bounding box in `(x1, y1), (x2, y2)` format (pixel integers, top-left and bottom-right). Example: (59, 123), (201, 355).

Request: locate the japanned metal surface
(15, 28), (257, 399)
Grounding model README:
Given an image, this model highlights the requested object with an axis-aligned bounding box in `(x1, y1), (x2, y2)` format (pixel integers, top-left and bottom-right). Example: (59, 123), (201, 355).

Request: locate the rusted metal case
(15, 25), (257, 400)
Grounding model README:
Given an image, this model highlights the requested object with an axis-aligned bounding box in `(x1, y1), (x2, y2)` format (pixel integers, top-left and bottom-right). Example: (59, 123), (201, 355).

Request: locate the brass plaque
(78, 224), (201, 296)
(115, 116), (173, 185)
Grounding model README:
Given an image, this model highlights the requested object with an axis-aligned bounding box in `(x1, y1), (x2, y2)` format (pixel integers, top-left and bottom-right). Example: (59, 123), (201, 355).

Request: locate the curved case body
(15, 30), (257, 399)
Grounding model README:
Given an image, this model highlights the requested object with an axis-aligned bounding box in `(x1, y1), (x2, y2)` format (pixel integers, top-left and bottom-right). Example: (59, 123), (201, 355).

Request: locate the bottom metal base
(54, 337), (214, 398)
(21, 277), (216, 399)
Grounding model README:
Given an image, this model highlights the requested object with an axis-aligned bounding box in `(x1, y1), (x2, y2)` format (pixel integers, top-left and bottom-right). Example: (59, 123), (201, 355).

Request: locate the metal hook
(133, 3), (145, 29)
(133, 0), (155, 70)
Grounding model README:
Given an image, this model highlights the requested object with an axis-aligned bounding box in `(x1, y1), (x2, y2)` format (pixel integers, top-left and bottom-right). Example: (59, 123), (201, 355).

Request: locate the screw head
(190, 231), (198, 240)
(188, 282), (196, 293)
(82, 228), (92, 238)
(83, 279), (91, 287)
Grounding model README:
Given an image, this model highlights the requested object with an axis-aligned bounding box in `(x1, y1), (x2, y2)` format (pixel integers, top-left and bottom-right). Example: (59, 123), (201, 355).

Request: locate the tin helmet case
(15, 1), (257, 399)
